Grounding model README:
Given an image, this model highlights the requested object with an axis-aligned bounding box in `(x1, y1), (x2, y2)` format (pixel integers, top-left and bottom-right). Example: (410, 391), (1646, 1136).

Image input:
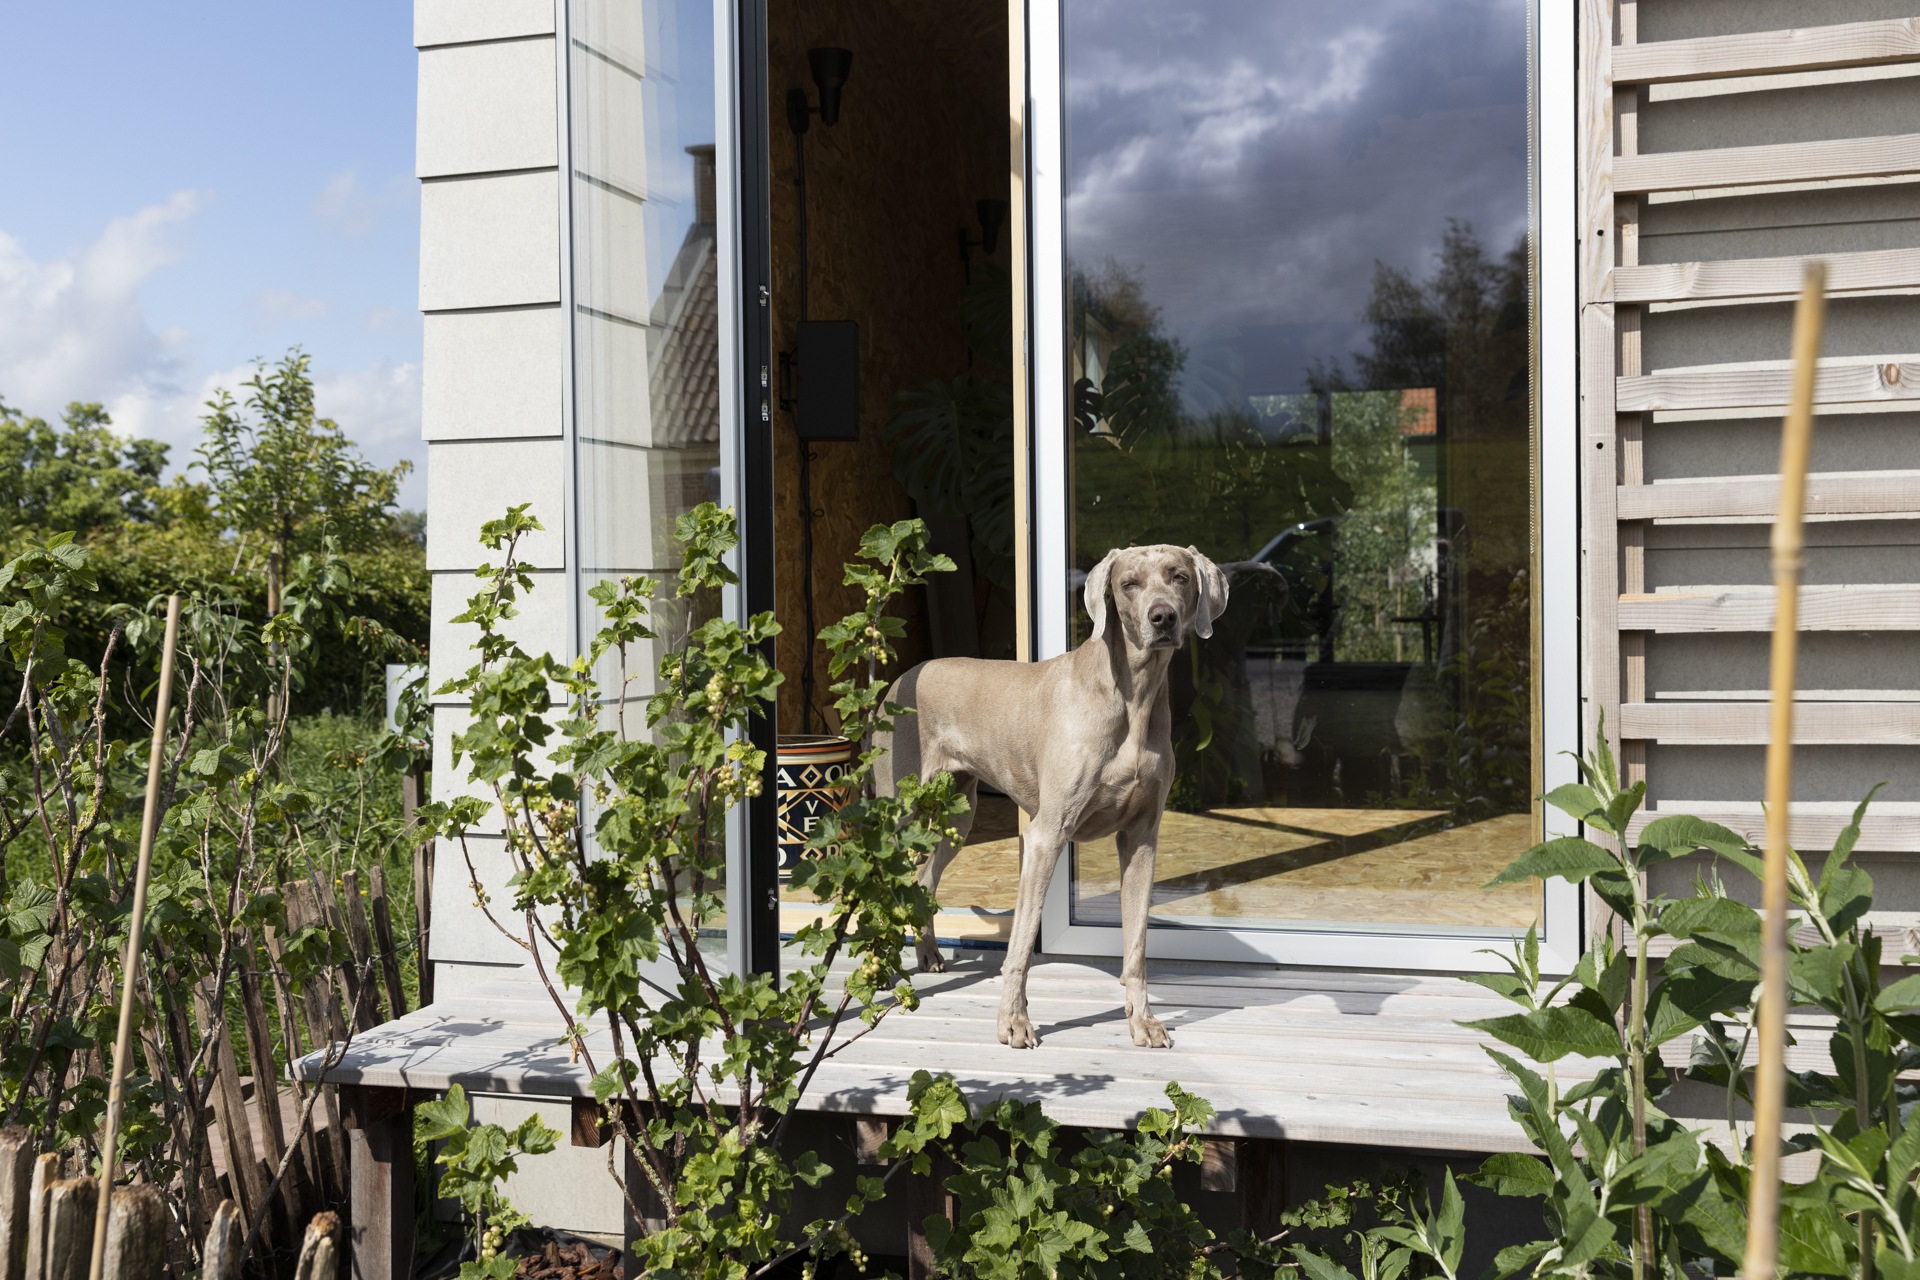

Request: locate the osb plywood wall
(768, 0), (1009, 735)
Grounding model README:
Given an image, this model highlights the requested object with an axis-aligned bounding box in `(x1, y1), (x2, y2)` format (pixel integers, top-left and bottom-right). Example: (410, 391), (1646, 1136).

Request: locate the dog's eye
(1120, 579), (1139, 592)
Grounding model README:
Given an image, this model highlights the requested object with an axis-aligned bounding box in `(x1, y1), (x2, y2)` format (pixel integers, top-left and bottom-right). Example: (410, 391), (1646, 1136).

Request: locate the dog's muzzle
(1146, 600), (1182, 647)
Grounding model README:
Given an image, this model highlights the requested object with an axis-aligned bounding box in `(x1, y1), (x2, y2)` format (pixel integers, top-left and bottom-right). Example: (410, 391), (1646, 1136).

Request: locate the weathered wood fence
(157, 867), (418, 1276)
(0, 1129), (341, 1280)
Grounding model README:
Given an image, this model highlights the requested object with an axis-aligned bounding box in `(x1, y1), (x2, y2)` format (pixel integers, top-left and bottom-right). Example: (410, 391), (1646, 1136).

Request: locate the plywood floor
(782, 796), (1538, 941)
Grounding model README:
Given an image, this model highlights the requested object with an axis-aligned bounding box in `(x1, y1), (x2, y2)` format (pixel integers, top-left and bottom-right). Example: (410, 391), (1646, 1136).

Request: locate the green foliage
(0, 399), (168, 534)
(1449, 719), (1909, 1280)
(424, 502), (968, 1276)
(417, 1083), (561, 1270)
(194, 349), (412, 572)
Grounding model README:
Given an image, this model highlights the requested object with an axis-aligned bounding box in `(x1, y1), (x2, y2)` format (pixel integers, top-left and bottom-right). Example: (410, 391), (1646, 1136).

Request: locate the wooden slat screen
(1582, 3), (1920, 852)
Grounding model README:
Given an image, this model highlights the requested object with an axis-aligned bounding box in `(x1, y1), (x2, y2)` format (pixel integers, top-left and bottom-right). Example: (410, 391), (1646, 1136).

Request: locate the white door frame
(1025, 0), (1586, 974)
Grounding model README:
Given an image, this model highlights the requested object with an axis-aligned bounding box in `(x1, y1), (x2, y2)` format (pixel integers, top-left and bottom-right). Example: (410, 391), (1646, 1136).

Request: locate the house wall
(1588, 1), (1920, 912)
(416, 0), (567, 990)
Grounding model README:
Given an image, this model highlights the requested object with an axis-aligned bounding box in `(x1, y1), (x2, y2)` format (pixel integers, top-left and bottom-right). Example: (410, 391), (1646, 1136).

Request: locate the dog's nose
(1148, 603), (1178, 633)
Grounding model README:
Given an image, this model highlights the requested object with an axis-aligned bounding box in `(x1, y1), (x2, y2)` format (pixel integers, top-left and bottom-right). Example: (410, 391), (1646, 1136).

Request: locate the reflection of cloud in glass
(1064, 0), (1528, 394)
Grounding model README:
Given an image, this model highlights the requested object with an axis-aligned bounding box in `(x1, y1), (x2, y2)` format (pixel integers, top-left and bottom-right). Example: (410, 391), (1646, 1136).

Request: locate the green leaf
(1660, 895), (1760, 940)
(1484, 837), (1620, 889)
(1461, 1004), (1622, 1062)
(415, 1084), (471, 1141)
(1290, 1247), (1359, 1280)
(1638, 814), (1750, 859)
(1542, 783), (1606, 826)
(1465, 1151), (1554, 1197)
(1777, 1205), (1852, 1277)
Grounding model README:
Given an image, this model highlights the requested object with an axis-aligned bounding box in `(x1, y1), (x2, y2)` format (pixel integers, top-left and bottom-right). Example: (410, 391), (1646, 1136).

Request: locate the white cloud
(312, 167), (415, 237)
(0, 190), (207, 414)
(248, 288), (328, 320)
(315, 360), (425, 508)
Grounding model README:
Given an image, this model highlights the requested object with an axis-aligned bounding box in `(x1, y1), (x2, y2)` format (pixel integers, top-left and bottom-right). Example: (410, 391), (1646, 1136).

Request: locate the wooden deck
(294, 953), (1582, 1154)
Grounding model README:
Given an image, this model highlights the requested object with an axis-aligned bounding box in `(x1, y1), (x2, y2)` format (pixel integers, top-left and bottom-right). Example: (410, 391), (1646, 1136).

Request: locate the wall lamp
(787, 47), (854, 133)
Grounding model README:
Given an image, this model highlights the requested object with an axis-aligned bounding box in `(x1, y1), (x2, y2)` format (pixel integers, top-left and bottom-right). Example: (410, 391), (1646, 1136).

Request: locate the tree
(0, 398), (168, 533)
(195, 348), (412, 617)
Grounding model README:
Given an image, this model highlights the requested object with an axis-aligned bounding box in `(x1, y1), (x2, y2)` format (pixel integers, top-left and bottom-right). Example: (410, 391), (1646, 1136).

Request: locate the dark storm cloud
(1063, 0), (1529, 390)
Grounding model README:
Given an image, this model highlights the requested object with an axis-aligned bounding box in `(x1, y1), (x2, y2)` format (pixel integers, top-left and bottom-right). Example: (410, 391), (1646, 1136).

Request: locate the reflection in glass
(1053, 0), (1538, 934)
(567, 0), (727, 945)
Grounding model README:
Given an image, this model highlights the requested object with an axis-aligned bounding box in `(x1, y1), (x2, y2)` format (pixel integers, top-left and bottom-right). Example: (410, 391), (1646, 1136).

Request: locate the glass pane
(1063, 0), (1538, 935)
(569, 0), (727, 951)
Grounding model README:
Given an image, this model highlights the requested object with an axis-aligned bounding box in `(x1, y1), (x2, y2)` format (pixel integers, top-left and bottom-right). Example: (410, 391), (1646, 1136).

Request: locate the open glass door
(1029, 0), (1582, 970)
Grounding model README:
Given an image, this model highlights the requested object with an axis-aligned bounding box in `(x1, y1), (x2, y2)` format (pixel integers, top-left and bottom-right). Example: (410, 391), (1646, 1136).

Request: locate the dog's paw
(998, 1014), (1041, 1049)
(1129, 1012), (1174, 1048)
(916, 942), (949, 974)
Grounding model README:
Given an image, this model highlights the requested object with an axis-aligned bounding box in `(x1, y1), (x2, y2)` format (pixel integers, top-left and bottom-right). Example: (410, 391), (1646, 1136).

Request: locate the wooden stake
(1744, 262), (1826, 1280)
(201, 1202), (244, 1280)
(87, 596), (181, 1280)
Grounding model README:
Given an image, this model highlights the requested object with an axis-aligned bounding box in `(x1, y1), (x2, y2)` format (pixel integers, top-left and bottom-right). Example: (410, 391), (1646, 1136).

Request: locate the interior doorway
(761, 0), (1022, 947)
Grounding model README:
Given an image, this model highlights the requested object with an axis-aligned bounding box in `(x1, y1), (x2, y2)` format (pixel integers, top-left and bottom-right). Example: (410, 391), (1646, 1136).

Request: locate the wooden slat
(1619, 360), (1920, 411)
(1617, 471), (1920, 520)
(340, 870), (383, 1031)
(1613, 17), (1920, 84)
(1615, 132), (1920, 194)
(368, 865), (410, 1021)
(1619, 584), (1920, 631)
(1621, 700), (1920, 743)
(1628, 807), (1920, 852)
(1615, 246), (1920, 304)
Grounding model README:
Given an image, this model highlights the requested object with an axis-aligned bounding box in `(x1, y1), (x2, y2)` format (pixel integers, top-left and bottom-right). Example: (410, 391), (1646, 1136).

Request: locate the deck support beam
(906, 1147), (953, 1280)
(341, 1085), (415, 1280)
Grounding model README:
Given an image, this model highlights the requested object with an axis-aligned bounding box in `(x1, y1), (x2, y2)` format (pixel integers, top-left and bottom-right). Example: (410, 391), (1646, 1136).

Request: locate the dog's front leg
(998, 824), (1068, 1048)
(1117, 818), (1172, 1048)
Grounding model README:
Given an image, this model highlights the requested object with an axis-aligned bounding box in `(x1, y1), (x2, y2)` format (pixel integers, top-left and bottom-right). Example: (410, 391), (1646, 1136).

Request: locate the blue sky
(0, 1), (427, 509)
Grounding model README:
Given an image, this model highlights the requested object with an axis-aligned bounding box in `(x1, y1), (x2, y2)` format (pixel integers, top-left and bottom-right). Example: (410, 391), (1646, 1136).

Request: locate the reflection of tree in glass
(1313, 219), (1533, 819)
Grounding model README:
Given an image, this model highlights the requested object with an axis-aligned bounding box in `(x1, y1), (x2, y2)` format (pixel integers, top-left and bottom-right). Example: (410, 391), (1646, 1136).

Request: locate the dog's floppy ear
(1085, 549), (1120, 642)
(1185, 547), (1230, 640)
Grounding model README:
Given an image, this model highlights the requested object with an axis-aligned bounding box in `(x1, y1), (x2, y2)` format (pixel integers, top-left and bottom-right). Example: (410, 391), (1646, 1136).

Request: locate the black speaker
(796, 320), (860, 441)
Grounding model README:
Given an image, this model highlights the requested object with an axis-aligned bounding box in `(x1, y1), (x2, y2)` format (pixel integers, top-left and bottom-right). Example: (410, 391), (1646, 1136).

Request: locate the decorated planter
(775, 735), (857, 871)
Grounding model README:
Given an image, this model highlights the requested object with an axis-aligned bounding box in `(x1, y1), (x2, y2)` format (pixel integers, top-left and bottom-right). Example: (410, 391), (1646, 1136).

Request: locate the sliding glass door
(1031, 0), (1582, 969)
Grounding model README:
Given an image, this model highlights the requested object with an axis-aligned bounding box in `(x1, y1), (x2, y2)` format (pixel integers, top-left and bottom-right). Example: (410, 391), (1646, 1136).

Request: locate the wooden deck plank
(1614, 133), (1920, 194)
(1611, 18), (1920, 84)
(1614, 246), (1920, 304)
(1619, 361), (1920, 412)
(1618, 584), (1920, 631)
(1617, 472), (1920, 521)
(290, 962), (1576, 1152)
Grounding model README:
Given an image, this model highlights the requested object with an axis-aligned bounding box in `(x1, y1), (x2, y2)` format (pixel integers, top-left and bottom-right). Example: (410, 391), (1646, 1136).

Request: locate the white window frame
(1027, 0), (1585, 974)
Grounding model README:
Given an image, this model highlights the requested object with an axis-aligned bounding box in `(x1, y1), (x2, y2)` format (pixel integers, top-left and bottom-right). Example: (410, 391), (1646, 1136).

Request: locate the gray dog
(877, 544), (1229, 1049)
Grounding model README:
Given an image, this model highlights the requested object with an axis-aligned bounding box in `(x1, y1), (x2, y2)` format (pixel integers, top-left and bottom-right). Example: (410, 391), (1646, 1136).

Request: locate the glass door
(1030, 0), (1582, 969)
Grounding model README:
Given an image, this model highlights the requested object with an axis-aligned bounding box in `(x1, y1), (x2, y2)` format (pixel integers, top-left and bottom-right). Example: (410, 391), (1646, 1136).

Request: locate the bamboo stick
(1744, 263), (1827, 1280)
(87, 595), (180, 1280)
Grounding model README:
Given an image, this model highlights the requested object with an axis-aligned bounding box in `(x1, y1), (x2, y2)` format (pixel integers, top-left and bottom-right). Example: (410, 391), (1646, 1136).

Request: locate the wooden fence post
(43, 1179), (97, 1280)
(366, 867), (410, 1020)
(202, 1202), (244, 1280)
(295, 1212), (341, 1280)
(23, 1153), (60, 1280)
(0, 1129), (32, 1280)
(341, 1087), (414, 1280)
(100, 1185), (166, 1280)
